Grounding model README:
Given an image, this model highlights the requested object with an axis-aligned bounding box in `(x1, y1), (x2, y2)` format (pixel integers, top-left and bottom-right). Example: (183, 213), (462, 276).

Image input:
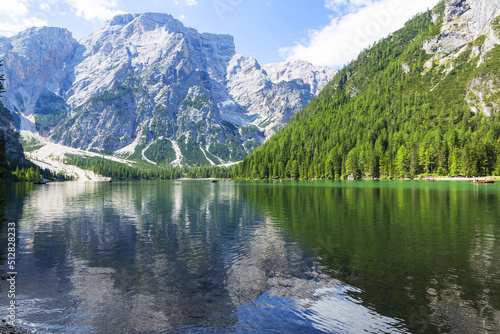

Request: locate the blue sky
(0, 0), (439, 68)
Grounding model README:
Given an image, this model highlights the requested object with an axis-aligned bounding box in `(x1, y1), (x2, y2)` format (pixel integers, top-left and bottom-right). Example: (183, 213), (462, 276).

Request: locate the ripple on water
(233, 284), (410, 334)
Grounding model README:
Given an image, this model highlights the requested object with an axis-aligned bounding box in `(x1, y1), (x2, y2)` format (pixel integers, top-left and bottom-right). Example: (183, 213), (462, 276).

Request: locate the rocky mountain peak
(95, 12), (235, 56)
(109, 12), (197, 40)
(0, 13), (335, 166)
(7, 27), (72, 51)
(6, 26), (77, 70)
(262, 60), (337, 96)
(0, 26), (77, 130)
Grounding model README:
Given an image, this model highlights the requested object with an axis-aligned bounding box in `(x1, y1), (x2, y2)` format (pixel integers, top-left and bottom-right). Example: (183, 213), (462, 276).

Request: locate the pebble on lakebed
(0, 321), (42, 334)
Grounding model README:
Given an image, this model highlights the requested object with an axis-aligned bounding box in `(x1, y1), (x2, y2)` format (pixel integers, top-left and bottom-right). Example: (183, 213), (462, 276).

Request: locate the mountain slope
(0, 14), (336, 166)
(0, 101), (26, 179)
(236, 0), (500, 179)
(1, 60), (27, 178)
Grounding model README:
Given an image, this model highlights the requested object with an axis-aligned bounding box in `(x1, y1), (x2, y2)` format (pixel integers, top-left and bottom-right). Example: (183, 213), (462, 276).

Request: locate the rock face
(1, 27), (78, 131)
(0, 101), (25, 165)
(0, 13), (336, 165)
(226, 56), (335, 138)
(423, 0), (500, 115)
(424, 0), (500, 56)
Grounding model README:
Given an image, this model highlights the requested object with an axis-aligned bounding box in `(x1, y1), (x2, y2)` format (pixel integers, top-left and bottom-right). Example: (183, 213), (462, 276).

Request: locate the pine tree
(291, 160), (299, 179)
(494, 153), (500, 176)
(0, 132), (6, 180)
(368, 152), (380, 178)
(396, 145), (409, 177)
(0, 59), (5, 97)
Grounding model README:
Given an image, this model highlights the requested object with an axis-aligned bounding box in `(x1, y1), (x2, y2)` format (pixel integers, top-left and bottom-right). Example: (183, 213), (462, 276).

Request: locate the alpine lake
(1, 180), (499, 333)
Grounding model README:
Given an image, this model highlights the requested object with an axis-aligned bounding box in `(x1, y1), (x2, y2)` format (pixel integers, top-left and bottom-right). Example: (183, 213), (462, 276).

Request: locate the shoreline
(405, 176), (499, 181)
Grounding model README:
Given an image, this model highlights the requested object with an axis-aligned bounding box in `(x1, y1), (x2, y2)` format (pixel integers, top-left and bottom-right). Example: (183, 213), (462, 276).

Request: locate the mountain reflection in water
(1, 180), (499, 333)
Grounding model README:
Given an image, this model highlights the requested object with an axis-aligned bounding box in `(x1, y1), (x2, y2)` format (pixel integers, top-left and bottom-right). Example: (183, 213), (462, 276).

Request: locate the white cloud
(0, 0), (49, 37)
(39, 3), (51, 11)
(174, 0), (198, 6)
(0, 0), (29, 19)
(282, 0), (439, 68)
(325, 0), (346, 8)
(0, 0), (128, 37)
(325, 0), (372, 12)
(0, 17), (47, 37)
(325, 0), (373, 13)
(66, 0), (126, 21)
(0, 0), (127, 37)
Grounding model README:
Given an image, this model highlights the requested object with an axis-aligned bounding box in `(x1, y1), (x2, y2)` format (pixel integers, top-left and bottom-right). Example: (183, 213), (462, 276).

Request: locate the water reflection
(0, 180), (7, 300)
(0, 181), (499, 333)
(240, 181), (500, 333)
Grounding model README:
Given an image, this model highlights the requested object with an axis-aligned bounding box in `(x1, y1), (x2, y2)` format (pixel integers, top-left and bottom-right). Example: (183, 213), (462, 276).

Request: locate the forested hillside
(235, 1), (500, 179)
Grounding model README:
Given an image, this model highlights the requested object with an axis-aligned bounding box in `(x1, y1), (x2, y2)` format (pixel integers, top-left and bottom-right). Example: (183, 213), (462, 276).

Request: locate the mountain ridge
(0, 12), (336, 166)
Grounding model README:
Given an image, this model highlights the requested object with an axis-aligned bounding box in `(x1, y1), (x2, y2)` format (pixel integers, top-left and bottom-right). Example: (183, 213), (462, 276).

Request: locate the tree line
(64, 154), (233, 180)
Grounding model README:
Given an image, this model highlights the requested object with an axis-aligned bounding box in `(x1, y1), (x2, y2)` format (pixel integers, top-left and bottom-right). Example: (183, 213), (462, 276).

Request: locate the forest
(64, 154), (233, 180)
(234, 2), (500, 180)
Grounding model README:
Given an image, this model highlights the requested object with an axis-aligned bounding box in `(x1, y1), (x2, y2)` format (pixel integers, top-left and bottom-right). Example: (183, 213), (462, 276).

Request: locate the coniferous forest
(64, 154), (233, 180)
(234, 3), (500, 180)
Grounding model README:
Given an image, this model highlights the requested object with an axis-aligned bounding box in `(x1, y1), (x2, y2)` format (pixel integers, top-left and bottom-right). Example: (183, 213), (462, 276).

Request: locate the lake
(1, 180), (499, 333)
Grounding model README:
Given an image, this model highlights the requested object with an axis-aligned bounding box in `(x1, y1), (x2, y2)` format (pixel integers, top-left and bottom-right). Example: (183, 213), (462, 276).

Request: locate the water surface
(1, 180), (499, 333)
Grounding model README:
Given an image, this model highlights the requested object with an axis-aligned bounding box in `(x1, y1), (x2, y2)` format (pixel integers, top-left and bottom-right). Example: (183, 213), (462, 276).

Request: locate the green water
(1, 180), (499, 333)
(242, 181), (500, 332)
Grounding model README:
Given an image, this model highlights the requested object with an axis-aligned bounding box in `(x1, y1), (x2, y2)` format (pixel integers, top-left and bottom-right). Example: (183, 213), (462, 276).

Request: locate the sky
(0, 0), (439, 68)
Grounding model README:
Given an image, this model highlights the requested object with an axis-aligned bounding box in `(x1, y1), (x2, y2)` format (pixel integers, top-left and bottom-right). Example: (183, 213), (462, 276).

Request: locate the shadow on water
(0, 181), (5, 223)
(0, 181), (6, 290)
(239, 181), (500, 334)
(0, 181), (29, 293)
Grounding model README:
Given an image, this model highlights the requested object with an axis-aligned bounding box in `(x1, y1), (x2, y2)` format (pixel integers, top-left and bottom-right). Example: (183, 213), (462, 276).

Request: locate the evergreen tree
(368, 152), (380, 178)
(0, 132), (6, 180)
(0, 59), (5, 97)
(396, 145), (409, 177)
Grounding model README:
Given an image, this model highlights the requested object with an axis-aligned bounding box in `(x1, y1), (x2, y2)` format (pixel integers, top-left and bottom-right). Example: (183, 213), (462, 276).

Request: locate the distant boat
(426, 179), (437, 182)
(472, 179), (495, 184)
(33, 181), (46, 185)
(211, 180), (218, 183)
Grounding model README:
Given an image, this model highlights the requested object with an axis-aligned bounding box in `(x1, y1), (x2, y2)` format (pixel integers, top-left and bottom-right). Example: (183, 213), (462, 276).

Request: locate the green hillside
(235, 2), (500, 180)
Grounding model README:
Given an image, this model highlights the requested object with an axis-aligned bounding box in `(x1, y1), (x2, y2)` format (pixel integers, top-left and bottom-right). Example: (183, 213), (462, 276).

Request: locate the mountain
(236, 0), (500, 179)
(0, 101), (25, 167)
(0, 14), (336, 166)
